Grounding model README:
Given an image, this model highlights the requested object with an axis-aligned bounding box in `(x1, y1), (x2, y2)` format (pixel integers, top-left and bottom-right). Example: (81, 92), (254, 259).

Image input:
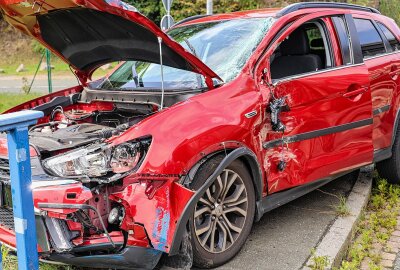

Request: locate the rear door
(351, 16), (400, 153)
(256, 14), (373, 193)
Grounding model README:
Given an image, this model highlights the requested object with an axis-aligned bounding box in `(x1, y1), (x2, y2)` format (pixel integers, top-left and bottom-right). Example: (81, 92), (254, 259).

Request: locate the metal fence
(0, 111), (43, 270)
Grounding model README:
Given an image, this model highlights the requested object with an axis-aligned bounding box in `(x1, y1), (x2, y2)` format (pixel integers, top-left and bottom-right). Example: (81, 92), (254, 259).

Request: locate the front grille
(0, 208), (14, 229)
(0, 158), (13, 230)
(0, 158), (10, 182)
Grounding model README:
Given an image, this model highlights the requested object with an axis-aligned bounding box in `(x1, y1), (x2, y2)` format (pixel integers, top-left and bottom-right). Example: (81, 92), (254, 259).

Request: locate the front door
(257, 15), (373, 194)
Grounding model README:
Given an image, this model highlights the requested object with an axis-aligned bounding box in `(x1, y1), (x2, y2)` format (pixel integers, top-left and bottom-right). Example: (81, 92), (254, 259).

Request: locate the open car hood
(0, 0), (221, 86)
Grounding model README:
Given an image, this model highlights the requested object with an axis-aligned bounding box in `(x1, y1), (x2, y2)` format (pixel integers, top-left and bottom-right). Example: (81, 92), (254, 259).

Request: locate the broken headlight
(43, 139), (149, 178)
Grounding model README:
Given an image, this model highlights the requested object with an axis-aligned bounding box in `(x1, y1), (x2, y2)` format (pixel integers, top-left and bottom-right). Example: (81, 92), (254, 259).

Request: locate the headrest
(280, 27), (310, 56)
(311, 38), (324, 48)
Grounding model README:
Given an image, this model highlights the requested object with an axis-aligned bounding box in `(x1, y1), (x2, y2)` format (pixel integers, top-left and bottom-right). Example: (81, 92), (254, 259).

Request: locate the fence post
(0, 111), (44, 270)
(46, 49), (52, 94)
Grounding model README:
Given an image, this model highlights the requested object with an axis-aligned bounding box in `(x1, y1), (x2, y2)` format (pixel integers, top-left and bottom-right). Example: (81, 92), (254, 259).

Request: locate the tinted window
(354, 18), (386, 58)
(377, 22), (400, 51)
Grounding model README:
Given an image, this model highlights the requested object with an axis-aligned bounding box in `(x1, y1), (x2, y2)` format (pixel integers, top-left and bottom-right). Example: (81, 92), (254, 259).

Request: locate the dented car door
(257, 14), (374, 194)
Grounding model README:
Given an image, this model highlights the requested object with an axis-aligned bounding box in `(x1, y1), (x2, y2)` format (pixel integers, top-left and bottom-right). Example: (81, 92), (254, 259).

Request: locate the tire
(377, 124), (400, 184)
(189, 155), (255, 268)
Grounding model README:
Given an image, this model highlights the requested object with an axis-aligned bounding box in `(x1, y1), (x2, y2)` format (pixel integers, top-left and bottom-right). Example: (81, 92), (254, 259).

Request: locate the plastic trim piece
(373, 105), (391, 116)
(263, 118), (373, 149)
(277, 2), (380, 18)
(256, 169), (359, 218)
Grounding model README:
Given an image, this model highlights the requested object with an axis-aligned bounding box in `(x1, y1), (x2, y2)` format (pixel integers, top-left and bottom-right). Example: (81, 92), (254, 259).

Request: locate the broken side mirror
(269, 97), (288, 132)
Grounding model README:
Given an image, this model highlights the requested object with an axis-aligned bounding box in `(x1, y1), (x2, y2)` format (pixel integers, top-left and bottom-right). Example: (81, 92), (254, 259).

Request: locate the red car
(0, 1), (400, 269)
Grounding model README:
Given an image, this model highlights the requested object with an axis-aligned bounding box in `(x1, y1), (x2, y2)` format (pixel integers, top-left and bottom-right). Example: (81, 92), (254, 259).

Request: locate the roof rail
(173, 14), (212, 27)
(277, 2), (380, 17)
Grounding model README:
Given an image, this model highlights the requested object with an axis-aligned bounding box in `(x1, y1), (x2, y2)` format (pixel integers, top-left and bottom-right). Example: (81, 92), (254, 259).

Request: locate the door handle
(342, 86), (368, 98)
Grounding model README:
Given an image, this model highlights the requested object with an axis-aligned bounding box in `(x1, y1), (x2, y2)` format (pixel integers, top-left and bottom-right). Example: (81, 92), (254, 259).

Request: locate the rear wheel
(377, 125), (400, 184)
(189, 156), (255, 268)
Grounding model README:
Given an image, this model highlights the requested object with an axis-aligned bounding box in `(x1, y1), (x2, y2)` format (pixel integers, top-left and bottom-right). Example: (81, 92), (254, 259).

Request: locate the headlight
(110, 143), (141, 173)
(43, 139), (148, 178)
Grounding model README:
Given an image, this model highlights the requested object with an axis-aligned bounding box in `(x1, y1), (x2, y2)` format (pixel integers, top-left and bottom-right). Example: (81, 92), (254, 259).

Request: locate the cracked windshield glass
(97, 17), (275, 90)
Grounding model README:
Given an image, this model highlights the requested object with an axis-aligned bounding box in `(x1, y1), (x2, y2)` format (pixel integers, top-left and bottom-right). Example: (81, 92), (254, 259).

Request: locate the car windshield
(96, 17), (275, 91)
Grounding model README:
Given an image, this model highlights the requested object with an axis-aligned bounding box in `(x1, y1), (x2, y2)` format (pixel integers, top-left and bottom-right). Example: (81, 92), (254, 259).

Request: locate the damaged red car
(1, 1), (400, 269)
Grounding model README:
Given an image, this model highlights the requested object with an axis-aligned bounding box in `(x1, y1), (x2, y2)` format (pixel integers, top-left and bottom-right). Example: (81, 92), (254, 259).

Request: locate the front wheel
(189, 156), (255, 268)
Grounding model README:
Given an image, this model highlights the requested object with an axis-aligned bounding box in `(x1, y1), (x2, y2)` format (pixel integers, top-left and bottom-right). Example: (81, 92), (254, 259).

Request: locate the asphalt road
(0, 76), (78, 93)
(209, 174), (357, 270)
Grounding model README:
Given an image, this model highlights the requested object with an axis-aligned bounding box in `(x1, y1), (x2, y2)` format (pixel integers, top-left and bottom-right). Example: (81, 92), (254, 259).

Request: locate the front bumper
(0, 222), (163, 269)
(47, 246), (162, 270)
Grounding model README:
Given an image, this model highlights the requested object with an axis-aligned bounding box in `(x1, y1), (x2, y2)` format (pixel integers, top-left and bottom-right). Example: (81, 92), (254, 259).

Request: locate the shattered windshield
(97, 17), (275, 90)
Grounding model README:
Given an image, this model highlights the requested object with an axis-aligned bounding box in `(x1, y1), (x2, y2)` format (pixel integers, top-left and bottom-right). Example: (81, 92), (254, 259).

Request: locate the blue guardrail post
(0, 110), (44, 270)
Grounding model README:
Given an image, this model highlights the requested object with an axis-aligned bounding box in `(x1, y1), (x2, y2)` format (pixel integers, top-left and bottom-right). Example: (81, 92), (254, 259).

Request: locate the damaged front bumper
(0, 169), (194, 269)
(47, 245), (163, 270)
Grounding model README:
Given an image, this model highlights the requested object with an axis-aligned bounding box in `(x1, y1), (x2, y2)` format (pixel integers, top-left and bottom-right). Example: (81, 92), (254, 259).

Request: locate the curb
(302, 166), (373, 269)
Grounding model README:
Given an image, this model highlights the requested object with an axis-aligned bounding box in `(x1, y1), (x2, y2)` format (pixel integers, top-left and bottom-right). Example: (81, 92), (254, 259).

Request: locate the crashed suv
(1, 1), (400, 269)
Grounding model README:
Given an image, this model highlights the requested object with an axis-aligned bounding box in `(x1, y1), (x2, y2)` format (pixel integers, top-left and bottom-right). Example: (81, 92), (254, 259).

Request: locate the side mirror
(269, 97), (287, 132)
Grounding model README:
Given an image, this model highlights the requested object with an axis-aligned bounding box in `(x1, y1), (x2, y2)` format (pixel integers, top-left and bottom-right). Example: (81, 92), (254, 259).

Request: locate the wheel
(377, 124), (400, 184)
(189, 155), (255, 268)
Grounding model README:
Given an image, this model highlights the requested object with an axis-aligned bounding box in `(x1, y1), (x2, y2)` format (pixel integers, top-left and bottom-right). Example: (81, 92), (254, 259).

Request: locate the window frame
(376, 21), (400, 52)
(352, 17), (389, 59)
(269, 18), (336, 81)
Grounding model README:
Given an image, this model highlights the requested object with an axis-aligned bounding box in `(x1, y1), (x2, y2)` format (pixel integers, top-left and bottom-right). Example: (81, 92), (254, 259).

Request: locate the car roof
(174, 3), (382, 27)
(174, 8), (281, 27)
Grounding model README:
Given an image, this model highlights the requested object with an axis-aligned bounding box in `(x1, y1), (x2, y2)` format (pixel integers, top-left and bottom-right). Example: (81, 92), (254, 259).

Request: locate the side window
(354, 18), (386, 58)
(377, 22), (400, 51)
(270, 20), (333, 80)
(332, 16), (352, 65)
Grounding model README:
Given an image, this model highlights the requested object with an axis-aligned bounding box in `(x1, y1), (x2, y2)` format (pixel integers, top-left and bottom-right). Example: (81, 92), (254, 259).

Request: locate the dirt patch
(0, 20), (39, 65)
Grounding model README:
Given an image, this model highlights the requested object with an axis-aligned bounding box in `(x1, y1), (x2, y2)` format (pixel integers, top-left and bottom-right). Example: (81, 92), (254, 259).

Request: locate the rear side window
(354, 18), (386, 58)
(377, 22), (400, 51)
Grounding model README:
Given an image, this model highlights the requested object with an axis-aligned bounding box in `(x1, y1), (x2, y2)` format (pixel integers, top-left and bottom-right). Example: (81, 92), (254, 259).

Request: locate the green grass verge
(2, 246), (75, 270)
(0, 93), (42, 113)
(0, 55), (110, 77)
(336, 173), (400, 270)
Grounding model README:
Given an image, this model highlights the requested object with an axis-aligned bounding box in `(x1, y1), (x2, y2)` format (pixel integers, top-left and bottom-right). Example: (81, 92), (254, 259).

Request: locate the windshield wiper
(183, 38), (204, 88)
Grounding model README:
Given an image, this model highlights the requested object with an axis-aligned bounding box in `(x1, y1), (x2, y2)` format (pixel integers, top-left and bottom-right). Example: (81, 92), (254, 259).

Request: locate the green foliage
(0, 93), (41, 113)
(334, 195), (351, 217)
(309, 249), (330, 270)
(380, 0), (400, 25)
(336, 176), (400, 270)
(31, 41), (45, 54)
(126, 0), (400, 30)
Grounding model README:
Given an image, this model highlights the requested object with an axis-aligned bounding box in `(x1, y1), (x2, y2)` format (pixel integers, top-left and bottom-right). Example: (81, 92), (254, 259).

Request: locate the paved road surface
(0, 76), (78, 93)
(210, 175), (357, 270)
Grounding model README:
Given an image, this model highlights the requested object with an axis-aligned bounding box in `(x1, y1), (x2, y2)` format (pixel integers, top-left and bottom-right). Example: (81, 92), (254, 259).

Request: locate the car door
(352, 16), (400, 152)
(256, 14), (373, 194)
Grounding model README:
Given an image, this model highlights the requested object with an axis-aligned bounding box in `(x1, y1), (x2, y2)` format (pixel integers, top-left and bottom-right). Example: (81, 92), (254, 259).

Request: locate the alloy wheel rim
(193, 169), (248, 253)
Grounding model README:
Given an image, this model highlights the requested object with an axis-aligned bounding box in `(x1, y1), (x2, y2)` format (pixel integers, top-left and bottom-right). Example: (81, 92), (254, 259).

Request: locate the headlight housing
(43, 139), (149, 178)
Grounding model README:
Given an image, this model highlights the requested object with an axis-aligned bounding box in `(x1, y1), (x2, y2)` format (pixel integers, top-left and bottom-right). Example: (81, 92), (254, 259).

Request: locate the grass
(0, 93), (42, 113)
(0, 54), (111, 78)
(336, 173), (400, 270)
(309, 249), (330, 270)
(0, 58), (72, 77)
(1, 246), (75, 270)
(334, 195), (351, 217)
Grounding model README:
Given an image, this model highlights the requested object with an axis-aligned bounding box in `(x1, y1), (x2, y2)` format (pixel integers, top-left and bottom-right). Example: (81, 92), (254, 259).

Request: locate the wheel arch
(169, 147), (264, 256)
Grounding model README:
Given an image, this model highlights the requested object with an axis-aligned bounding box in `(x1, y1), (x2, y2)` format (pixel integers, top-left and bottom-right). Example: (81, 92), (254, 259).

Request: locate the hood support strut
(158, 37), (165, 111)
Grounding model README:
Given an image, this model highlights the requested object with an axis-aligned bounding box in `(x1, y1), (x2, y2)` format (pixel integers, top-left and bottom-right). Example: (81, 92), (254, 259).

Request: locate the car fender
(169, 147), (263, 256)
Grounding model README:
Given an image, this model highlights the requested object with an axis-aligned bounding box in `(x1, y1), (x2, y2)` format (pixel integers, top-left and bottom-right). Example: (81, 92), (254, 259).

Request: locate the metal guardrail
(0, 110), (44, 270)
